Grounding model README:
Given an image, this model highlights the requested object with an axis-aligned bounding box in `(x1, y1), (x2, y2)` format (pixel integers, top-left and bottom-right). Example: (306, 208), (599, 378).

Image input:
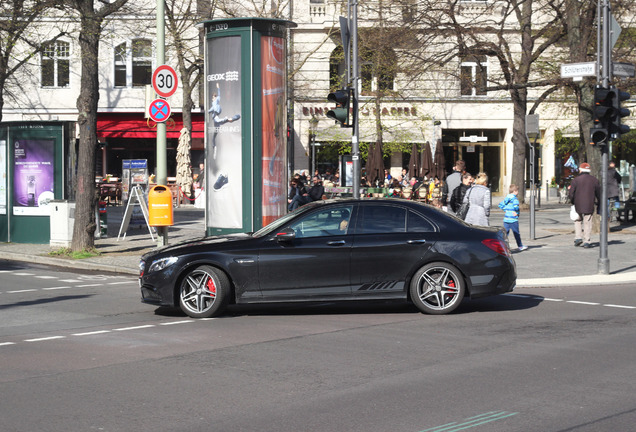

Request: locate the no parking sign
(148, 98), (171, 123)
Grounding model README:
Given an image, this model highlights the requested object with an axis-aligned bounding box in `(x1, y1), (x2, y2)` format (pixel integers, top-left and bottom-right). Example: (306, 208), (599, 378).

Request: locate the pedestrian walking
(568, 162), (600, 248)
(499, 184), (527, 251)
(463, 172), (491, 226)
(607, 160), (622, 218)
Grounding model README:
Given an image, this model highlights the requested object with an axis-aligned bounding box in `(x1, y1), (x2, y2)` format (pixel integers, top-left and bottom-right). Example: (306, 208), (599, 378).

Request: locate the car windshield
(251, 204), (317, 238)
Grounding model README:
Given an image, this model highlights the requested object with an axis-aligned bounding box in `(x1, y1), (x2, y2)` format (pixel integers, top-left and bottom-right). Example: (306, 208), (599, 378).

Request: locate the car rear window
(359, 205), (406, 234)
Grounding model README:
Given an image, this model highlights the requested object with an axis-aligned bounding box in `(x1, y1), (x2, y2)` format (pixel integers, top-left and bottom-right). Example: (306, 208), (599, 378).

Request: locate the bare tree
(62, 0), (130, 252)
(0, 0), (62, 122)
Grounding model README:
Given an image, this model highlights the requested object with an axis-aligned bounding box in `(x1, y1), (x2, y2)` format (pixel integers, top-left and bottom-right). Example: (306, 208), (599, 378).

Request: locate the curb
(0, 252), (139, 276)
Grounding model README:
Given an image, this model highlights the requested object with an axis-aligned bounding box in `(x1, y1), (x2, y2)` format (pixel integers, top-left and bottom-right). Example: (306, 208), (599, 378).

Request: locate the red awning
(97, 113), (204, 139)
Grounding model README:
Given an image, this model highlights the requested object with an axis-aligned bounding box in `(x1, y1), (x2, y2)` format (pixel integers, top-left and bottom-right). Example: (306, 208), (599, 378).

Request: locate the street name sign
(148, 98), (171, 123)
(152, 65), (178, 98)
(613, 62), (636, 78)
(561, 62), (596, 79)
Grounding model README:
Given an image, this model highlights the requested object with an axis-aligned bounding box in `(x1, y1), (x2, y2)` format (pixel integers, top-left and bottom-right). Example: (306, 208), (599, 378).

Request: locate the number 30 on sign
(152, 65), (178, 98)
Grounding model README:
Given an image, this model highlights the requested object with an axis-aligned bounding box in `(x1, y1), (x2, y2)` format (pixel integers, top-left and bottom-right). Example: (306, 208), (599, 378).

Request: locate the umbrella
(420, 141), (433, 179)
(366, 140), (384, 187)
(407, 142), (420, 181)
(175, 127), (193, 205)
(433, 139), (446, 180)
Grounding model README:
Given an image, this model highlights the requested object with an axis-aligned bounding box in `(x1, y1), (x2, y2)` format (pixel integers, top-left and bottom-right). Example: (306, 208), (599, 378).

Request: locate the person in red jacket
(568, 162), (600, 248)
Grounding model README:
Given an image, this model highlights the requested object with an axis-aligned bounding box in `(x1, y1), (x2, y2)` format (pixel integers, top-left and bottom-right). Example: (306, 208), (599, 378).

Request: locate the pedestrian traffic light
(327, 88), (351, 127)
(609, 87), (630, 138)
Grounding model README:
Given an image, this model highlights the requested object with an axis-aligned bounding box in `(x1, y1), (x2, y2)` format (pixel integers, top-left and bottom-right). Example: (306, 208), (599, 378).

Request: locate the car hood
(141, 233), (252, 260)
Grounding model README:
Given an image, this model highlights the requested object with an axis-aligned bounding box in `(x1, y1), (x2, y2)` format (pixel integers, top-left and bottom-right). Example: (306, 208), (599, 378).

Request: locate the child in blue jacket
(499, 184), (527, 251)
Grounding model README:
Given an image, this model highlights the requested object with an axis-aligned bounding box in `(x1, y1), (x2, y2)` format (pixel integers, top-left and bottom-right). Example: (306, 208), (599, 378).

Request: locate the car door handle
(407, 239), (426, 244)
(327, 240), (346, 246)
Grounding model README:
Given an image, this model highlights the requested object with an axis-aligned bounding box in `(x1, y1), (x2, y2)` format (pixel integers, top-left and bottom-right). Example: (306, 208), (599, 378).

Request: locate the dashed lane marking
(1, 319), (204, 348)
(7, 289), (37, 293)
(506, 293), (634, 309)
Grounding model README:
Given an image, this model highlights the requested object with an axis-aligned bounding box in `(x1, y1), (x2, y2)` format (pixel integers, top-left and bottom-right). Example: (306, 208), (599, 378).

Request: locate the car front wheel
(178, 265), (229, 318)
(410, 262), (465, 315)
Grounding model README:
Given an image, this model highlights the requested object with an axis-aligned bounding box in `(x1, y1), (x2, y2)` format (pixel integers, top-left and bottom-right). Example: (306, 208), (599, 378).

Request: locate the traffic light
(590, 86), (612, 145)
(609, 87), (630, 138)
(590, 125), (609, 146)
(327, 88), (352, 127)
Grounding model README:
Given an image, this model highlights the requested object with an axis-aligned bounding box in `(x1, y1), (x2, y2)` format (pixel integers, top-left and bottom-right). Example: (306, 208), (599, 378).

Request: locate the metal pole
(529, 135), (537, 240)
(598, 0), (610, 274)
(156, 0), (168, 246)
(351, 0), (360, 198)
(311, 133), (316, 177)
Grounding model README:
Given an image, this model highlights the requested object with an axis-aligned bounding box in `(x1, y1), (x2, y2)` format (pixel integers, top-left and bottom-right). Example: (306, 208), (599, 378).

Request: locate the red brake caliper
(447, 279), (456, 291)
(206, 278), (217, 294)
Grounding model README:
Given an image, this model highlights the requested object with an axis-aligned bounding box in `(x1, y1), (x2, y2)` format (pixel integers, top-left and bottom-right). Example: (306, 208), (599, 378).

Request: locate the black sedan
(139, 198), (516, 318)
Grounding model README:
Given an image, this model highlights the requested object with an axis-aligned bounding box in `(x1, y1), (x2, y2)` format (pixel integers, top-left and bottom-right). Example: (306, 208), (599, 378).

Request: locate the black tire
(178, 265), (230, 318)
(409, 262), (465, 315)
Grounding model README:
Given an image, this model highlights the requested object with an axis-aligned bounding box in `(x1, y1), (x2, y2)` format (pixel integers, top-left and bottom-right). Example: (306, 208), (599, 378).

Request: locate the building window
(460, 55), (487, 96)
(330, 46), (395, 95)
(114, 39), (153, 87)
(41, 41), (70, 88)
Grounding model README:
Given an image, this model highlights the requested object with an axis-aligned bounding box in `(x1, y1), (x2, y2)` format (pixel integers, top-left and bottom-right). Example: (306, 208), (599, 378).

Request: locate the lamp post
(309, 115), (318, 177)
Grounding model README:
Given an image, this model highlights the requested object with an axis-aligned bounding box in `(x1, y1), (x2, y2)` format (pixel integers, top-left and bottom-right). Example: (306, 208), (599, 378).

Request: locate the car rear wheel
(410, 262), (465, 315)
(178, 265), (229, 318)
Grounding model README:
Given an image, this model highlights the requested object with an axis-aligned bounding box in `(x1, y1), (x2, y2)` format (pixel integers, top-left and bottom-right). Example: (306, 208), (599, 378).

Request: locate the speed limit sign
(152, 65), (178, 98)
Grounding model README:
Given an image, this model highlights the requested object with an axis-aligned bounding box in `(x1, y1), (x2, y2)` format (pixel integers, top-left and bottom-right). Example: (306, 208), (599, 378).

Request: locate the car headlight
(148, 256), (178, 273)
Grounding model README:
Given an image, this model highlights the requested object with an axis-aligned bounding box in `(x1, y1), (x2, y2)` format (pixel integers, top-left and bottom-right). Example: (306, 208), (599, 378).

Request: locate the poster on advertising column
(261, 36), (287, 227)
(206, 35), (243, 229)
(13, 139), (55, 215)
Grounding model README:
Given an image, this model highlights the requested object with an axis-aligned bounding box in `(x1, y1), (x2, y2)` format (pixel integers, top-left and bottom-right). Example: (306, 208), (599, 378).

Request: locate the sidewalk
(1, 201), (635, 288)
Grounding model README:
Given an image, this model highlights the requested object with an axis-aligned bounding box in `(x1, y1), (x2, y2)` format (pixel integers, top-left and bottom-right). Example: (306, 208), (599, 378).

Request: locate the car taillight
(482, 238), (511, 257)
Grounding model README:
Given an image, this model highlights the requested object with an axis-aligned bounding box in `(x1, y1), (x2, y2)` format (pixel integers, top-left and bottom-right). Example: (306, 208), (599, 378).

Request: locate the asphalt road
(1, 260), (635, 432)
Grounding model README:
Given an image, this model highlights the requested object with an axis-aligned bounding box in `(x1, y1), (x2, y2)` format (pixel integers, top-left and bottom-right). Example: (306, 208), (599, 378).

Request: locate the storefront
(96, 113), (205, 178)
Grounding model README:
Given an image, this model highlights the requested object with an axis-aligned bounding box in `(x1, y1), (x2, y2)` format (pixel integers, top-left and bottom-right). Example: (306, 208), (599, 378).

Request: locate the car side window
(408, 210), (436, 232)
(359, 205), (406, 234)
(289, 205), (354, 238)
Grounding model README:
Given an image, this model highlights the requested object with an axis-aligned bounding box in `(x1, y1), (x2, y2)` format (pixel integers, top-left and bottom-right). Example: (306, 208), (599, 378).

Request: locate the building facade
(2, 0), (616, 200)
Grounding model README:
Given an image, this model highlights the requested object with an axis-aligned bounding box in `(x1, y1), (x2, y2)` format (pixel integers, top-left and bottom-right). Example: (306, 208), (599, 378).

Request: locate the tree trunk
(71, 16), (101, 251)
(510, 89), (529, 203)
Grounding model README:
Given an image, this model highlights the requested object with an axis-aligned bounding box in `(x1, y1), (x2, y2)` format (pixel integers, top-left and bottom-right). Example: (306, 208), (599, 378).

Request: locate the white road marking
(160, 320), (194, 326)
(7, 289), (37, 293)
(35, 276), (58, 279)
(13, 272), (35, 276)
(59, 279), (81, 283)
(42, 286), (72, 291)
(24, 336), (66, 342)
(113, 325), (155, 332)
(603, 304), (636, 309)
(0, 342), (16, 346)
(567, 301), (600, 306)
(76, 284), (101, 288)
(107, 281), (134, 285)
(543, 298), (565, 302)
(72, 330), (112, 336)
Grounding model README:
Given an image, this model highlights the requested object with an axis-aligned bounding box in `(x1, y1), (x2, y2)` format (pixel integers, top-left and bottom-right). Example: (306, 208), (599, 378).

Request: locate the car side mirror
(275, 229), (296, 243)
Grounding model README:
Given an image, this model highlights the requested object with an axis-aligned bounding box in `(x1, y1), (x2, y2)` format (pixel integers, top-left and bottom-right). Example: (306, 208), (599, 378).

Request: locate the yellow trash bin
(148, 185), (174, 226)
